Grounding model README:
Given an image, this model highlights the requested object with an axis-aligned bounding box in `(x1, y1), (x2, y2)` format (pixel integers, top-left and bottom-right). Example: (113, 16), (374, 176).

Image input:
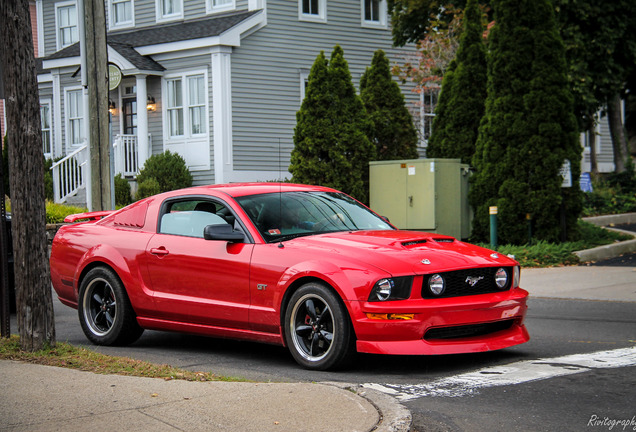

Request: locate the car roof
(170, 183), (339, 198)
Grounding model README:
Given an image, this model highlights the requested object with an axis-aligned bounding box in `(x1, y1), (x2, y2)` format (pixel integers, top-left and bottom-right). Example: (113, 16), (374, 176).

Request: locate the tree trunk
(607, 92), (629, 173)
(1, 0), (56, 350)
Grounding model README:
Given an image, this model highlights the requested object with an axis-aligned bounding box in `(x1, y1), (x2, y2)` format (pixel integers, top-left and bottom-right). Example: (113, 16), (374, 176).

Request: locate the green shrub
(582, 165), (636, 216)
(481, 221), (632, 267)
(135, 151), (192, 200)
(45, 202), (87, 224)
(136, 178), (161, 200)
(114, 174), (132, 206)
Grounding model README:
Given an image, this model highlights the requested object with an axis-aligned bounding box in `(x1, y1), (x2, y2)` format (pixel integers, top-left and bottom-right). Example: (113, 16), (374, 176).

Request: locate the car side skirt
(136, 317), (285, 345)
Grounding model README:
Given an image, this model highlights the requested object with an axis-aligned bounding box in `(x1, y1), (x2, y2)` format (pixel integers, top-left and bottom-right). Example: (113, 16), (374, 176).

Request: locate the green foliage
(360, 49), (418, 161)
(114, 174), (132, 207)
(483, 221), (631, 267)
(136, 178), (161, 200)
(388, 0), (480, 47)
(290, 46), (376, 204)
(582, 165), (636, 216)
(427, 0), (487, 164)
(554, 0), (636, 132)
(44, 158), (54, 201)
(135, 151), (192, 200)
(45, 202), (87, 224)
(469, 0), (582, 245)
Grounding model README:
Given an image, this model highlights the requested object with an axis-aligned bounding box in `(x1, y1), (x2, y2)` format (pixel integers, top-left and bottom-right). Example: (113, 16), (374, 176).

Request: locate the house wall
(230, 0), (418, 179)
(582, 115), (616, 173)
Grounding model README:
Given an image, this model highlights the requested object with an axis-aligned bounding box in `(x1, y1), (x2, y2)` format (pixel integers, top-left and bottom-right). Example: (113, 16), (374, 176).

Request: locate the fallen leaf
(151, 393), (159, 398)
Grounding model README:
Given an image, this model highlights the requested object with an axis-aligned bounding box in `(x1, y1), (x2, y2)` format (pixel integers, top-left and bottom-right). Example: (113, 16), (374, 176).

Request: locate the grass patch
(480, 221), (633, 268)
(0, 335), (246, 382)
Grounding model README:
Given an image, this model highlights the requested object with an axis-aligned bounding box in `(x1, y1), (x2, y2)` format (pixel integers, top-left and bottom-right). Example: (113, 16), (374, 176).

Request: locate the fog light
(495, 268), (508, 289)
(428, 274), (445, 296)
(366, 313), (415, 320)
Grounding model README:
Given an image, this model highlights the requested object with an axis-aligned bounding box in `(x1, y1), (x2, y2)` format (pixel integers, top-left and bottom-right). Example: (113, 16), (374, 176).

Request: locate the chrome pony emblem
(465, 276), (484, 287)
(421, 259), (431, 265)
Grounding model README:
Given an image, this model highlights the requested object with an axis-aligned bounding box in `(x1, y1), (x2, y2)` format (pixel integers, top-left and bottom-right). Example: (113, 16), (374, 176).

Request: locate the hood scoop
(402, 239), (428, 248)
(433, 238), (455, 243)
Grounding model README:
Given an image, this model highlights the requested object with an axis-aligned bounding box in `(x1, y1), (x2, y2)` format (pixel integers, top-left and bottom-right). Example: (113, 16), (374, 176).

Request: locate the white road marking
(364, 346), (636, 401)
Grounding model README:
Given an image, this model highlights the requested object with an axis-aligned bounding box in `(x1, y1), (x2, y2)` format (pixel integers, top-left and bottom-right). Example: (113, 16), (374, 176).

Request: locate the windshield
(236, 191), (394, 243)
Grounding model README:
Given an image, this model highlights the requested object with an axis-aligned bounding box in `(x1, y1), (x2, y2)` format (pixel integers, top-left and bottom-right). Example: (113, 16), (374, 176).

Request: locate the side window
(159, 199), (231, 238)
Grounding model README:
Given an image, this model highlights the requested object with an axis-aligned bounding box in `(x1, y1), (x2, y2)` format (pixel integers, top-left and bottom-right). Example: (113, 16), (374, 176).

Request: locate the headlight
(375, 278), (393, 301)
(513, 266), (520, 288)
(428, 274), (445, 296)
(369, 277), (413, 302)
(495, 268), (508, 289)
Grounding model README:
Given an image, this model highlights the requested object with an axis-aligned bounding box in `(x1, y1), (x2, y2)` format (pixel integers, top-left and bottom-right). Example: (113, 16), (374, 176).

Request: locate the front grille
(424, 319), (515, 340)
(421, 267), (512, 299)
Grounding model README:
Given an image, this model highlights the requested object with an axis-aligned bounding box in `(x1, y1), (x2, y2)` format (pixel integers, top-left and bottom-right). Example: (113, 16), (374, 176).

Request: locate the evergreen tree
(425, 60), (456, 159)
(427, 0), (487, 164)
(470, 0), (582, 244)
(290, 46), (375, 203)
(360, 49), (418, 161)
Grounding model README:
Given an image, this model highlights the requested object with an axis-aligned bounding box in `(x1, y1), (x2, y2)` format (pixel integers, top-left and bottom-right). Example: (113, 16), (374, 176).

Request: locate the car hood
(288, 230), (517, 275)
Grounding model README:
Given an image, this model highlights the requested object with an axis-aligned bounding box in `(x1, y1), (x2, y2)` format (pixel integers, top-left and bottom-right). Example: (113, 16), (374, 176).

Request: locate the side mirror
(381, 216), (391, 223)
(203, 224), (244, 243)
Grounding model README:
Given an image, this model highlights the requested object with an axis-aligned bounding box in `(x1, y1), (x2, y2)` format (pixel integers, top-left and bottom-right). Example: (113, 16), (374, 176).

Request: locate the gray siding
(41, 0), (57, 57)
(231, 0), (418, 173)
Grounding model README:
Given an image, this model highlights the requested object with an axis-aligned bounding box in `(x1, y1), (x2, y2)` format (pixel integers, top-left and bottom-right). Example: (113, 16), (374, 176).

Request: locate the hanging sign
(108, 64), (122, 91)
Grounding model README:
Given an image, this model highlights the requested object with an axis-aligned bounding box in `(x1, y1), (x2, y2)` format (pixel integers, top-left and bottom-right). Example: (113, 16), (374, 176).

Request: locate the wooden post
(84, 0), (112, 210)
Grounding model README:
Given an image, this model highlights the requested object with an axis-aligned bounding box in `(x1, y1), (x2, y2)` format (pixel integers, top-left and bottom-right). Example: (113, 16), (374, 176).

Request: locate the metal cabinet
(369, 159), (472, 239)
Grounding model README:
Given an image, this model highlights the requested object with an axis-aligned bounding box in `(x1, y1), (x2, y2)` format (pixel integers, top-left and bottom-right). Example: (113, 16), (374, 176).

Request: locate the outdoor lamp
(146, 95), (156, 111)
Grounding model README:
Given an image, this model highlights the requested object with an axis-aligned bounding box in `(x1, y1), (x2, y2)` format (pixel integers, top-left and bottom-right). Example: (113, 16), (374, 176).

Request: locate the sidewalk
(0, 360), (410, 432)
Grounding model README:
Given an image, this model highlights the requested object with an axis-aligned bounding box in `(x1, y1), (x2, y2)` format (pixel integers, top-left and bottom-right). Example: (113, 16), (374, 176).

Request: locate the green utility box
(369, 159), (472, 239)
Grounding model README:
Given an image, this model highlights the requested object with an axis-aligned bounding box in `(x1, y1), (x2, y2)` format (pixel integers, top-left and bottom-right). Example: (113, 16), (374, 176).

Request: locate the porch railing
(51, 143), (88, 203)
(113, 133), (151, 177)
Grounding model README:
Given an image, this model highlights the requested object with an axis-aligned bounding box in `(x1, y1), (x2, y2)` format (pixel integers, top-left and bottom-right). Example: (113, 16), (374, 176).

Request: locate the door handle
(150, 247), (169, 256)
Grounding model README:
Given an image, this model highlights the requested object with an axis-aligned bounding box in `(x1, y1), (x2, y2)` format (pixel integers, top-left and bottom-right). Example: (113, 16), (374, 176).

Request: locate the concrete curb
(575, 214), (636, 262)
(323, 382), (412, 432)
(582, 212), (636, 227)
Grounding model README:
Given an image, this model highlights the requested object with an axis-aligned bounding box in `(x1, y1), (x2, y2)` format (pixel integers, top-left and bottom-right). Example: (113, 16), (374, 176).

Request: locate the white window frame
(420, 87), (439, 147)
(207, 0), (235, 14)
(40, 100), (53, 158)
(55, 1), (78, 51)
(361, 0), (387, 29)
(156, 0), (183, 22)
(298, 0), (326, 23)
(299, 69), (310, 103)
(64, 87), (84, 148)
(162, 70), (209, 141)
(109, 0), (135, 29)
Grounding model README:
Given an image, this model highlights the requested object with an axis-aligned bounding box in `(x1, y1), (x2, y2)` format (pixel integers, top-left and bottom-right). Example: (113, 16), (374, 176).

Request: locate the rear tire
(78, 267), (144, 346)
(284, 282), (355, 370)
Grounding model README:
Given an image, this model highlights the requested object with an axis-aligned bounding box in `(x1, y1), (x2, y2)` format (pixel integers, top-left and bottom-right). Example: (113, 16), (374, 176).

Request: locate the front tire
(284, 282), (354, 370)
(78, 266), (144, 346)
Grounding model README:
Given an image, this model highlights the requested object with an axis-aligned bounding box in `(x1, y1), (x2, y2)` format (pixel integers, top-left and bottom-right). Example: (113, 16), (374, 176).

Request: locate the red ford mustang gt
(50, 183), (529, 370)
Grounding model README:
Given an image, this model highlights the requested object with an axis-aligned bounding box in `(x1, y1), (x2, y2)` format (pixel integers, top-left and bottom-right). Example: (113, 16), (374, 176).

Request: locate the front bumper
(350, 288), (530, 355)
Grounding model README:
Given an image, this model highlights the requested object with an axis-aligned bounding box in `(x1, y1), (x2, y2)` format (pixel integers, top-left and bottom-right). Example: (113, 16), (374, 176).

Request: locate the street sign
(560, 159), (572, 188)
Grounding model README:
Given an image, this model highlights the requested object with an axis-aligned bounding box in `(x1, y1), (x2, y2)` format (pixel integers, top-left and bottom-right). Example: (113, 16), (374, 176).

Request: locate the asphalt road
(12, 288), (630, 432)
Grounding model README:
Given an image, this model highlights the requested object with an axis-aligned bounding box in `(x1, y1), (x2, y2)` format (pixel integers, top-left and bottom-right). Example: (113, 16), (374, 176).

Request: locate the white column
(52, 71), (63, 158)
(136, 74), (149, 170)
(211, 46), (233, 184)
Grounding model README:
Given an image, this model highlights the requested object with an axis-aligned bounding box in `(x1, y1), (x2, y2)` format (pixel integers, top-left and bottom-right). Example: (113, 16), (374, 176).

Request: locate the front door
(122, 98), (137, 135)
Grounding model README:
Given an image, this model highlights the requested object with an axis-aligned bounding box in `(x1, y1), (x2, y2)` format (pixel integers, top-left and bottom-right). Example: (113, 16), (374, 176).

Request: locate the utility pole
(83, 0), (112, 211)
